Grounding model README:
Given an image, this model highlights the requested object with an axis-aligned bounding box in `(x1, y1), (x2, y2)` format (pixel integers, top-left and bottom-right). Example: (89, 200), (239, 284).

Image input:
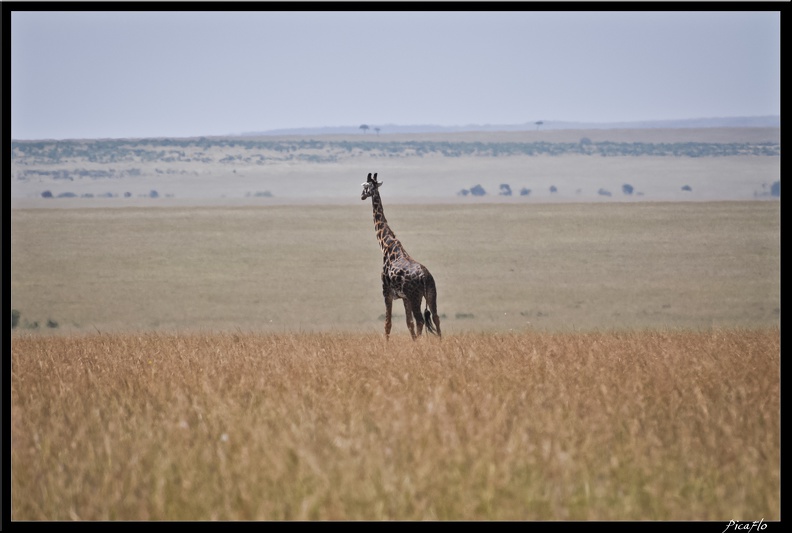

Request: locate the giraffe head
(361, 172), (383, 200)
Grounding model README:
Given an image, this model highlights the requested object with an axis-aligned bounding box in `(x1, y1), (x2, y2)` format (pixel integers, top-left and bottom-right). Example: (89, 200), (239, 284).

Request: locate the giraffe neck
(371, 190), (405, 258)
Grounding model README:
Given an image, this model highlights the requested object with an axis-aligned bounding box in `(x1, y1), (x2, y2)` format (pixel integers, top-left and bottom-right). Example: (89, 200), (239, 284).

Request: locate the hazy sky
(10, 9), (781, 140)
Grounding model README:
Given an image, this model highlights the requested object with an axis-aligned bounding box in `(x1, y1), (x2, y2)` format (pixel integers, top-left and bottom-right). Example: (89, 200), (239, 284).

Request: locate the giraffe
(361, 172), (441, 340)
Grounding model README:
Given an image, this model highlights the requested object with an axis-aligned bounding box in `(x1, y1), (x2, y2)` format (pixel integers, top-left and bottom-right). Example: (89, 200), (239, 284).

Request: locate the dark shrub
(681, 185), (692, 192)
(499, 184), (512, 196)
(470, 185), (486, 196)
(770, 181), (779, 197)
(520, 187), (531, 196)
(12, 309), (20, 329)
(622, 184), (634, 195)
(41, 190), (53, 198)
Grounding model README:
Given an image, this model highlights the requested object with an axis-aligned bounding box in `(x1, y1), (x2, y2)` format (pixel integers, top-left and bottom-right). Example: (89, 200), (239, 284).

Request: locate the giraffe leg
(384, 294), (393, 340)
(410, 298), (426, 337)
(427, 292), (441, 338)
(431, 307), (441, 338)
(402, 299), (417, 340)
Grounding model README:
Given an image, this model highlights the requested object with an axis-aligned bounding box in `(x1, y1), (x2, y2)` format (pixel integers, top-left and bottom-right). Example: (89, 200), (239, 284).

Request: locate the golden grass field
(10, 198), (780, 521)
(11, 328), (780, 520)
(10, 127), (781, 521)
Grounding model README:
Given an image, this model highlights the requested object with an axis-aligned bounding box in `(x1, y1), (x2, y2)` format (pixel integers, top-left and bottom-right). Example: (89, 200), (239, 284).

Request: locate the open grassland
(11, 127), (780, 205)
(10, 196), (780, 520)
(10, 201), (780, 334)
(11, 328), (780, 520)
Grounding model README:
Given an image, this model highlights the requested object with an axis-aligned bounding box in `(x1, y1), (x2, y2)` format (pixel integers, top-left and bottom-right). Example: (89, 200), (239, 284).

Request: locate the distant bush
(457, 189), (470, 196)
(149, 190), (159, 198)
(41, 190), (53, 198)
(770, 181), (779, 197)
(499, 184), (512, 196)
(57, 192), (77, 198)
(46, 319), (59, 329)
(10, 137), (781, 166)
(520, 188), (531, 196)
(598, 188), (612, 197)
(549, 185), (557, 193)
(622, 184), (634, 195)
(470, 185), (486, 196)
(681, 185), (692, 192)
(12, 309), (20, 329)
(124, 192), (132, 198)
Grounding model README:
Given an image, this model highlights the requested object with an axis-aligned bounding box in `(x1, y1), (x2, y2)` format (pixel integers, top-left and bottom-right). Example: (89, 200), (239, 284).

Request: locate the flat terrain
(9, 127), (781, 521)
(10, 127), (780, 207)
(10, 201), (780, 335)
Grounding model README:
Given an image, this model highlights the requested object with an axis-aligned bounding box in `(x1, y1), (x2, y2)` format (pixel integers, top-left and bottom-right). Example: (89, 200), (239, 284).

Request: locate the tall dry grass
(11, 328), (779, 520)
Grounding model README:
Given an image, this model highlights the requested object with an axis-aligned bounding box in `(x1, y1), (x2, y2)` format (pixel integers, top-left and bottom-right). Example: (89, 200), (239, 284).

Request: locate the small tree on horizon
(359, 124), (370, 134)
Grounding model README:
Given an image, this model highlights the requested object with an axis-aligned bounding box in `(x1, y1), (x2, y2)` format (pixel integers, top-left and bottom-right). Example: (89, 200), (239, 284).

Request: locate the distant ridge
(238, 116), (780, 137)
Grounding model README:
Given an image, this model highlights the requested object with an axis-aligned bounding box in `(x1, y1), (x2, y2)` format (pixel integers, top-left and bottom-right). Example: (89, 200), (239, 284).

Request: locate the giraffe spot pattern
(363, 172), (441, 339)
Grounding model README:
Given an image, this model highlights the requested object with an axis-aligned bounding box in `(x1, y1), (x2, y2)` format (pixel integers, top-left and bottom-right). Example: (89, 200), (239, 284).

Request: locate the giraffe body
(361, 172), (441, 340)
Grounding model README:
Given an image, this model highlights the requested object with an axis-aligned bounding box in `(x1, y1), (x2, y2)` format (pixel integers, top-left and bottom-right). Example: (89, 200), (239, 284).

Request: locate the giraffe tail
(424, 308), (437, 335)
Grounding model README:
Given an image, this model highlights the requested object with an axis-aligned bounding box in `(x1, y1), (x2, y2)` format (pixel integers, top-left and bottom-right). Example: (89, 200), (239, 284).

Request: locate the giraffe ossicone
(361, 172), (441, 340)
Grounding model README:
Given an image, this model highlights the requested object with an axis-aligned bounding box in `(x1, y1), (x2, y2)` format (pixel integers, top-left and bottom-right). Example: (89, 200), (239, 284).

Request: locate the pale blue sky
(10, 9), (781, 140)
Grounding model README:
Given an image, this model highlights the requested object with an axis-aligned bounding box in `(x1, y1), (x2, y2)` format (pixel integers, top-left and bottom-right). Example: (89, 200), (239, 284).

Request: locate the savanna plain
(11, 201), (780, 521)
(10, 128), (780, 520)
